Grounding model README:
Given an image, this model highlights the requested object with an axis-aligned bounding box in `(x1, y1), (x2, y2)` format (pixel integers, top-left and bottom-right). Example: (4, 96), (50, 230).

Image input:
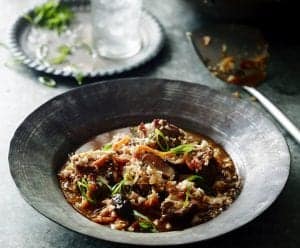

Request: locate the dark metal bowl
(8, 78), (290, 245)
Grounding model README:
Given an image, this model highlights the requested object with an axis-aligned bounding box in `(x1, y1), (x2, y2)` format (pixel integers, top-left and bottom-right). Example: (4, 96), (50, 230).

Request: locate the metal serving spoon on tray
(187, 24), (300, 144)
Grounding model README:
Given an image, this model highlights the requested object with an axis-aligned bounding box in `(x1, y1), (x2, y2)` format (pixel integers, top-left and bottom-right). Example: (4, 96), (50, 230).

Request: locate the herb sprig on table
(38, 76), (57, 87)
(24, 0), (74, 33)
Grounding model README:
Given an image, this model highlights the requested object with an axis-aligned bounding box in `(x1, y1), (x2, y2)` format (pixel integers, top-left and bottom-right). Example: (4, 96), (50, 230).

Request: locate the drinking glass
(91, 0), (143, 59)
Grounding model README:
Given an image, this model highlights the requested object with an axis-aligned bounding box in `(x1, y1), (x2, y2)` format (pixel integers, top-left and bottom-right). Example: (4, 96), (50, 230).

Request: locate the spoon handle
(243, 86), (300, 144)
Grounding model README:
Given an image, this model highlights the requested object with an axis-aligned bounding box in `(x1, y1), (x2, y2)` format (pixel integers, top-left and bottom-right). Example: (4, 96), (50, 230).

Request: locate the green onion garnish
(96, 176), (112, 191)
(133, 210), (157, 232)
(154, 128), (169, 151)
(38, 76), (56, 87)
(187, 175), (204, 184)
(77, 178), (95, 204)
(101, 143), (112, 151)
(187, 174), (212, 194)
(74, 71), (84, 85)
(169, 144), (195, 155)
(111, 179), (125, 195)
(183, 185), (191, 208)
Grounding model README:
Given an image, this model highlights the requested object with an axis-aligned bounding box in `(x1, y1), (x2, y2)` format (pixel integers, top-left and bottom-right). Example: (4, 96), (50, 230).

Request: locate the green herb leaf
(183, 185), (191, 208)
(111, 179), (125, 195)
(154, 128), (169, 151)
(133, 210), (150, 221)
(25, 0), (74, 33)
(169, 144), (195, 155)
(74, 71), (84, 85)
(58, 44), (71, 54)
(101, 143), (112, 151)
(187, 175), (204, 184)
(187, 174), (212, 194)
(77, 178), (88, 196)
(50, 44), (71, 64)
(96, 176), (112, 191)
(38, 76), (56, 87)
(133, 210), (157, 232)
(77, 178), (95, 204)
(139, 220), (156, 232)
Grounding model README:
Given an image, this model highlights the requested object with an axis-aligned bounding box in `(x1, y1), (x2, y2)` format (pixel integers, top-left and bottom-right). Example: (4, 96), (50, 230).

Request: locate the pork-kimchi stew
(58, 119), (241, 232)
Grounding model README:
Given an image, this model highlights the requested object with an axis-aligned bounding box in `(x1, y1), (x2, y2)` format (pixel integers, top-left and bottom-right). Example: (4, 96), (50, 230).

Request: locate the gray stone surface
(0, 0), (299, 247)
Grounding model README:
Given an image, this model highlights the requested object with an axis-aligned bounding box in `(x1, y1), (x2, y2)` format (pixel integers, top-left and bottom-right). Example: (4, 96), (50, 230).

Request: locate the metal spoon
(187, 24), (300, 144)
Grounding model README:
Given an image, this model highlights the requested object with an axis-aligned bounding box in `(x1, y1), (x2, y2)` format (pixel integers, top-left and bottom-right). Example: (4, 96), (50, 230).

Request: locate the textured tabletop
(0, 0), (299, 247)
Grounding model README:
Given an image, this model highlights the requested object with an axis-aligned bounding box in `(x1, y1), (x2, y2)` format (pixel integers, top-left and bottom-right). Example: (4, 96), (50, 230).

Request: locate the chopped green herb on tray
(50, 45), (72, 65)
(24, 0), (74, 33)
(50, 44), (72, 65)
(74, 70), (84, 85)
(68, 64), (85, 85)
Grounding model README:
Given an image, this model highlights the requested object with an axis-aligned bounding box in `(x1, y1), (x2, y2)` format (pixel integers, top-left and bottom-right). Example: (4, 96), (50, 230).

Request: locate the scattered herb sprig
(187, 174), (212, 194)
(111, 179), (126, 195)
(169, 143), (195, 155)
(101, 143), (112, 151)
(38, 76), (56, 87)
(77, 178), (95, 204)
(154, 128), (169, 151)
(24, 0), (74, 33)
(96, 176), (112, 191)
(50, 44), (72, 65)
(183, 185), (191, 208)
(133, 210), (157, 232)
(74, 70), (84, 85)
(187, 175), (204, 184)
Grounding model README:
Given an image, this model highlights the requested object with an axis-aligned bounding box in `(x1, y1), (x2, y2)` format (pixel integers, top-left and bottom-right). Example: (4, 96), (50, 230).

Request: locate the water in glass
(91, 0), (142, 59)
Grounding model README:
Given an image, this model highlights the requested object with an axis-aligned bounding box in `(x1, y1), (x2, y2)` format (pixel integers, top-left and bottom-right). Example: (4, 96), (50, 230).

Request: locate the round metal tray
(9, 1), (164, 78)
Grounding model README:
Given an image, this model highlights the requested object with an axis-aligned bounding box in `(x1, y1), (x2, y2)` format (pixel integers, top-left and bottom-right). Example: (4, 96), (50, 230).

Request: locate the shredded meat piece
(152, 119), (185, 148)
(92, 155), (110, 168)
(142, 153), (175, 180)
(93, 200), (116, 224)
(185, 144), (213, 172)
